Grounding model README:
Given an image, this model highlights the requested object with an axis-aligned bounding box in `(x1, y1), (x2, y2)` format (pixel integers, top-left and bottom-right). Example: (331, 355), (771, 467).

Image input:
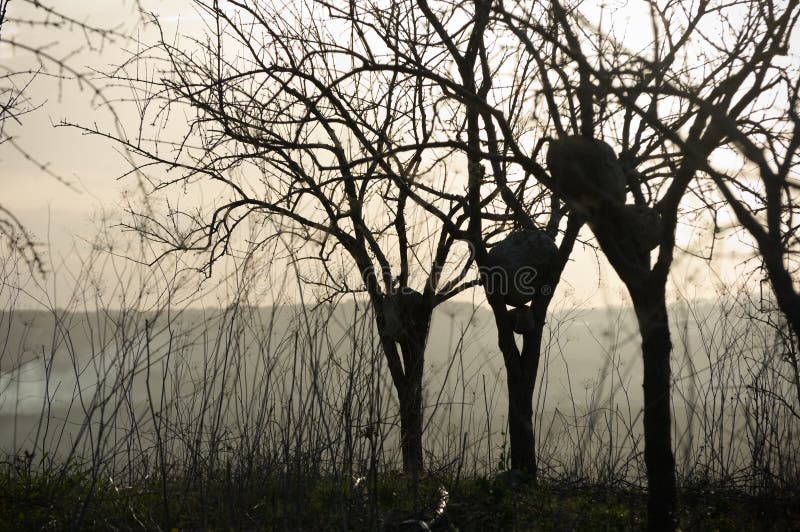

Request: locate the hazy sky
(1, 0), (761, 310)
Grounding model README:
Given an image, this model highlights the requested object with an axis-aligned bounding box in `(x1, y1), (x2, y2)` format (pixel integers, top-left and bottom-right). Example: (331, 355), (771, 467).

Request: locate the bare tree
(490, 0), (800, 527)
(75, 1), (479, 476)
(685, 9), (800, 416)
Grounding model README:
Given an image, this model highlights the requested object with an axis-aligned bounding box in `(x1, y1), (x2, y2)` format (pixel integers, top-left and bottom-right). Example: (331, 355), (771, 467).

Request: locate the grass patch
(2, 464), (798, 530)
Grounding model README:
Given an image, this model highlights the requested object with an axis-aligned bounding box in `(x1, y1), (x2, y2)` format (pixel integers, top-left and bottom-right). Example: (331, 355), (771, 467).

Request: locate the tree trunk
(761, 253), (800, 429)
(395, 326), (428, 476)
(375, 290), (431, 476)
(762, 251), (800, 352)
(587, 202), (677, 528)
(397, 360), (424, 475)
(631, 287), (677, 531)
(495, 215), (579, 480)
(492, 303), (545, 479)
(506, 373), (537, 476)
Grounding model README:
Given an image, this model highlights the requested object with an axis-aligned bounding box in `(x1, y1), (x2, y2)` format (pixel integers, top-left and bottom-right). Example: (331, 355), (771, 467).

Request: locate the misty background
(1, 4), (799, 529)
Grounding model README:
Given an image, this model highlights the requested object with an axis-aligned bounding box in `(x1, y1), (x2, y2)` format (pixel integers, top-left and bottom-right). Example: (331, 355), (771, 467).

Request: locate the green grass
(2, 464), (798, 531)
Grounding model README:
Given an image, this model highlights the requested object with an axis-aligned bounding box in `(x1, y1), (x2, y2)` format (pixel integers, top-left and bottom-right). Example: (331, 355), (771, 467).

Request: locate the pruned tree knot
(546, 135), (627, 217)
(547, 135), (662, 253)
(484, 228), (558, 308)
(382, 289), (431, 341)
(510, 305), (537, 335)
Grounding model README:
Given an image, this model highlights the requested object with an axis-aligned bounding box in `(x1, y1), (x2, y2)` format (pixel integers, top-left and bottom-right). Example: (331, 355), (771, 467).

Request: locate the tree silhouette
(75, 2), (480, 475)
(493, 0), (800, 527)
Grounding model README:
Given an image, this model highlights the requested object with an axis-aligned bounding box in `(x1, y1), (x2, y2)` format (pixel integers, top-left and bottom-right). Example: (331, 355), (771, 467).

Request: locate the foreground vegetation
(2, 461), (798, 531)
(1, 247), (799, 530)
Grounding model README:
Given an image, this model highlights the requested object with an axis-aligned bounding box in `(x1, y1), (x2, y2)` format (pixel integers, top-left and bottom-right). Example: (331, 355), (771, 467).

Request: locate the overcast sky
(1, 0), (761, 310)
